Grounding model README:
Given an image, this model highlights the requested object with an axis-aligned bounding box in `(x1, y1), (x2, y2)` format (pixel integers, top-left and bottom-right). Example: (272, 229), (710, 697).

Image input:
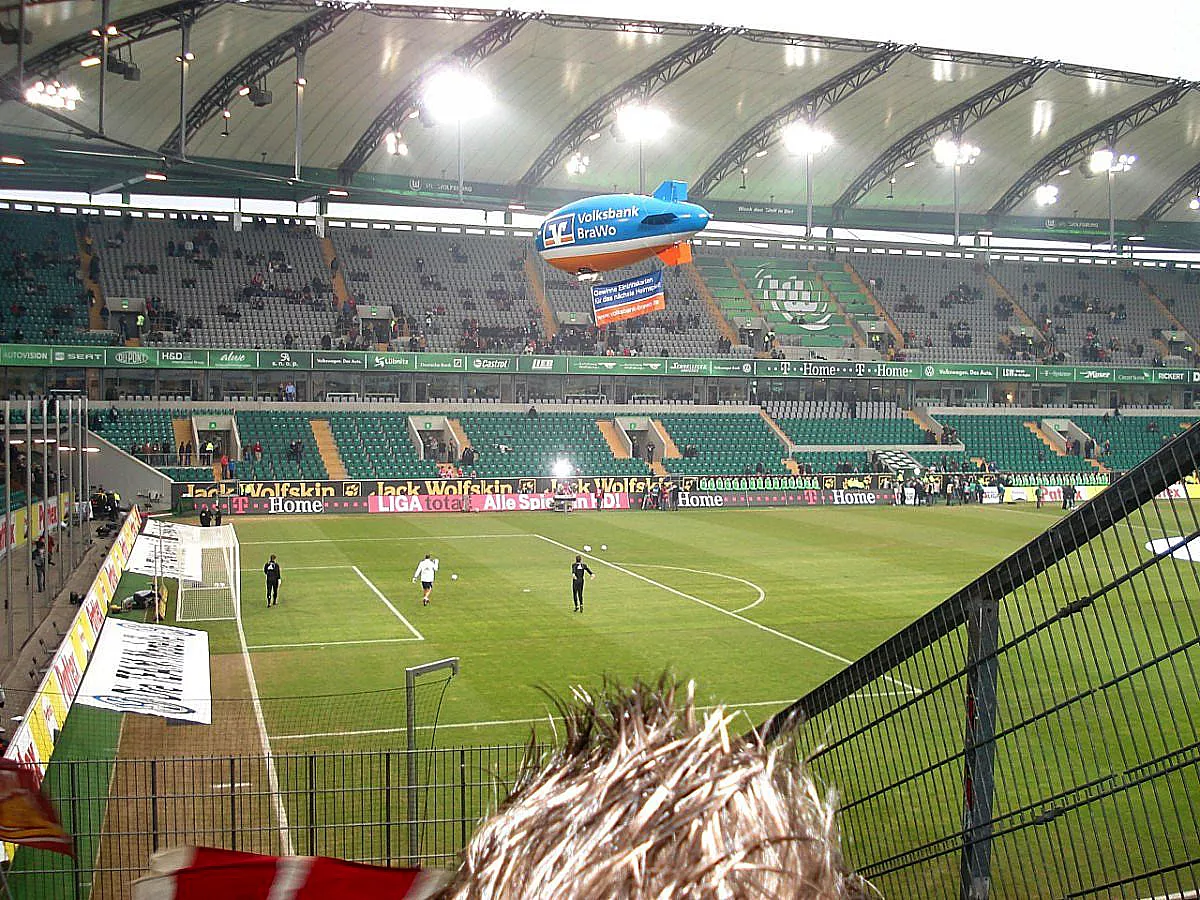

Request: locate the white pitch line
(627, 563), (766, 613)
(234, 572), (293, 854)
(238, 565), (353, 571)
(248, 637), (424, 650)
(240, 534), (525, 545)
(535, 534), (921, 696)
(352, 565), (424, 641)
(271, 699), (823, 741)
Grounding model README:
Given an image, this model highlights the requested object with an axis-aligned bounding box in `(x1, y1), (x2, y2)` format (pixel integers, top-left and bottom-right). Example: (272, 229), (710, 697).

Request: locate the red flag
(0, 758), (73, 856)
(133, 846), (443, 900)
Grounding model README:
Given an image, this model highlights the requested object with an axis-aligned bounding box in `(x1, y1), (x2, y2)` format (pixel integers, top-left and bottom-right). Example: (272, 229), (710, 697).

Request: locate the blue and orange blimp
(536, 180), (711, 277)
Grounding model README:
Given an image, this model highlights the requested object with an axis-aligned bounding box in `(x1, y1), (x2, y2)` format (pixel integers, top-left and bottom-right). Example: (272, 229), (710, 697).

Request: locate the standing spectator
(32, 539), (46, 592)
(214, 504), (223, 527)
(198, 505), (212, 527)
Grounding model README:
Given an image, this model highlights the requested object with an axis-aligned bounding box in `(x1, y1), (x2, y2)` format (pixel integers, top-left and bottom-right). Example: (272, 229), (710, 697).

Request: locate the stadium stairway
(650, 420), (682, 458)
(681, 262), (739, 348)
(598, 420), (631, 458)
(844, 261), (904, 347)
(319, 236), (351, 308)
(310, 419), (348, 480)
(648, 460), (668, 476)
(810, 269), (868, 349)
(1138, 275), (1199, 347)
(986, 272), (1042, 332)
(172, 417), (193, 454)
(726, 258), (766, 318)
(758, 408), (793, 448)
(1025, 421), (1066, 455)
(76, 231), (105, 332)
(445, 418), (471, 455)
(524, 255), (558, 339)
(783, 457), (801, 475)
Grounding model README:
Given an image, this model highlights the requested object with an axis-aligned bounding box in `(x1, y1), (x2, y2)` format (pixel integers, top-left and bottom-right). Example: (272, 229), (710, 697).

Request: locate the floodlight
(1087, 148), (1114, 174)
(552, 458), (573, 480)
(1035, 184), (1059, 206)
(144, 171), (167, 181)
(565, 151), (589, 176)
(384, 131), (408, 156)
(933, 137), (980, 167)
(80, 56), (101, 68)
(422, 67), (493, 124)
(781, 121), (833, 156)
(1, 156), (25, 165)
(753, 149), (768, 158)
(25, 81), (80, 111)
(328, 188), (348, 197)
(615, 104), (669, 143)
(1057, 167), (1072, 176)
(1190, 196), (1200, 211)
(237, 85), (251, 96)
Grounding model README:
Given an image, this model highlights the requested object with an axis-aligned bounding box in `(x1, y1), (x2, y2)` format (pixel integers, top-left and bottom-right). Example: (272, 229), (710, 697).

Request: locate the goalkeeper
(412, 553), (439, 606)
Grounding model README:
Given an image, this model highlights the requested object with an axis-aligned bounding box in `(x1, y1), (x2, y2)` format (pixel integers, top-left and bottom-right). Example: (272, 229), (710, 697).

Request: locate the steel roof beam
(516, 27), (732, 193)
(989, 82), (1194, 216)
(834, 63), (1050, 211)
(337, 11), (530, 184)
(0, 0), (213, 100)
(159, 9), (348, 156)
(1141, 159), (1200, 222)
(692, 45), (904, 199)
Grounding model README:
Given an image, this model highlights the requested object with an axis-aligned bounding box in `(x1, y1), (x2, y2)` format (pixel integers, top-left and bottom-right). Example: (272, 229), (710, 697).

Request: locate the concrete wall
(89, 434), (172, 510)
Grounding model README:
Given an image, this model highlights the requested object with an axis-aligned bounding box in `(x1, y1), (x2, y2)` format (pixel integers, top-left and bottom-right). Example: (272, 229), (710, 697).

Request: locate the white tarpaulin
(1145, 537), (1200, 563)
(76, 619), (212, 724)
(127, 520), (203, 582)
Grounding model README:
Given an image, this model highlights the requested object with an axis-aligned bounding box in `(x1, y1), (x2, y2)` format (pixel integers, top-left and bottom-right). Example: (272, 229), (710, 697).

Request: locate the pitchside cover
(591, 271), (666, 326)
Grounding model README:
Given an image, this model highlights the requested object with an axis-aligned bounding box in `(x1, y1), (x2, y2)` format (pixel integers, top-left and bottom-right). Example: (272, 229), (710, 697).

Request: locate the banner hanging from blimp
(591, 271), (666, 326)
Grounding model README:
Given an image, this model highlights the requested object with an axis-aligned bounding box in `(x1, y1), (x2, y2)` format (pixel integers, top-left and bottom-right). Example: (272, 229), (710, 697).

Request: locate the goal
(177, 523), (241, 622)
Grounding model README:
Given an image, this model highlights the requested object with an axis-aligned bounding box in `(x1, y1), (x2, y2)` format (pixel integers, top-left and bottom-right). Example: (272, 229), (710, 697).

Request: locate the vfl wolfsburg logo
(755, 267), (832, 329)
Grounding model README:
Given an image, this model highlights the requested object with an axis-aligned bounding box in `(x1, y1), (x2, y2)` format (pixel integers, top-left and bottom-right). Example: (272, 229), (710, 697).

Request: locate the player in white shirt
(412, 554), (439, 606)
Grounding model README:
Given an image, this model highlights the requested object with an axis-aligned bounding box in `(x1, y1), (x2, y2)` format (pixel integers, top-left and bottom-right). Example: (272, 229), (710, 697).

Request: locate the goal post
(177, 524), (241, 622)
(406, 657), (460, 864)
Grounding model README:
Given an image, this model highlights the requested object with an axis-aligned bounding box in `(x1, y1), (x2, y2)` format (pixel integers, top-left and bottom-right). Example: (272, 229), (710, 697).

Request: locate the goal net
(177, 524), (240, 622)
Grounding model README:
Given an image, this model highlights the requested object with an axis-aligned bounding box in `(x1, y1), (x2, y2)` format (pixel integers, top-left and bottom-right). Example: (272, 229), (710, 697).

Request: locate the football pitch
(190, 503), (1079, 750)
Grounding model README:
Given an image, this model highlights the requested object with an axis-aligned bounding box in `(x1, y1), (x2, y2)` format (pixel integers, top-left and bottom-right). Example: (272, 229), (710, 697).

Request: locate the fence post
(459, 748), (467, 851)
(229, 758), (237, 852)
(150, 760), (159, 853)
(70, 762), (82, 900)
(959, 589), (1000, 900)
(308, 755), (317, 856)
(385, 751), (392, 866)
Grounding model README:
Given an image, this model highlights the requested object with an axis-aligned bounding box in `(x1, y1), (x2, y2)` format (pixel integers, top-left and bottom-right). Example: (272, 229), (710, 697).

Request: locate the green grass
(207, 504), (1070, 750)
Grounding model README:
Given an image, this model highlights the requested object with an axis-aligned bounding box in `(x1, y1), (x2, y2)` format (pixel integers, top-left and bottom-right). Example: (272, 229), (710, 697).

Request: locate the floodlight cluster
(932, 138), (981, 168)
(25, 80), (80, 111)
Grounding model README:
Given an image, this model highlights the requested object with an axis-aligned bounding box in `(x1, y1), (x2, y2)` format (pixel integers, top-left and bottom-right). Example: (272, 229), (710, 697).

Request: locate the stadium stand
(235, 410), (327, 480)
(455, 411), (649, 478)
(91, 215), (338, 350)
(1069, 414), (1196, 471)
(327, 411), (441, 480)
(0, 211), (103, 346)
(934, 414), (1094, 472)
(767, 399), (926, 445)
(656, 412), (788, 475)
(540, 258), (737, 357)
(326, 229), (542, 353)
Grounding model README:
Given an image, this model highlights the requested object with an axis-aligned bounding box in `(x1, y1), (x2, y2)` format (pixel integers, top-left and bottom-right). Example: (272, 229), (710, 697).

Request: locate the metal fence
(757, 425), (1200, 898)
(8, 744), (536, 900)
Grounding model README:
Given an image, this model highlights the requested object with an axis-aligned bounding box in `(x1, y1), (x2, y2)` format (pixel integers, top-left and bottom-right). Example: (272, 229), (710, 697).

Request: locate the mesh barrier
(755, 424), (1200, 898)
(177, 525), (239, 623)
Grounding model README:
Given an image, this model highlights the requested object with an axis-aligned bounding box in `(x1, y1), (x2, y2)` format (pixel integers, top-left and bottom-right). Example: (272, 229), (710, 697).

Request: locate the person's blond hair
(441, 676), (871, 899)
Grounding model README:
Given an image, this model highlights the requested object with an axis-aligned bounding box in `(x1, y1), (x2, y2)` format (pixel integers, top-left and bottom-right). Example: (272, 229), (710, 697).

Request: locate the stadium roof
(0, 1), (1198, 233)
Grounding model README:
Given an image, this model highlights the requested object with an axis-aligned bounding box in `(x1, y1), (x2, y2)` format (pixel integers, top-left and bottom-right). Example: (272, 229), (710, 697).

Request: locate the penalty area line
(247, 637), (424, 650)
(240, 534), (527, 545)
(352, 565), (424, 641)
(269, 692), (913, 742)
(534, 534), (921, 696)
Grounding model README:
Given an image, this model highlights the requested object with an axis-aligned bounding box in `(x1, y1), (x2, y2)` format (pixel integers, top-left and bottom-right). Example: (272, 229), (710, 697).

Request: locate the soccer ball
(583, 545), (592, 552)
(451, 573), (458, 581)
(600, 544), (607, 551)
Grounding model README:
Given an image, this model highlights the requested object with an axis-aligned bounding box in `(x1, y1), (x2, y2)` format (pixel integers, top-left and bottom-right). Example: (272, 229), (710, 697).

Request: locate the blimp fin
(651, 180), (688, 202)
(656, 242), (693, 267)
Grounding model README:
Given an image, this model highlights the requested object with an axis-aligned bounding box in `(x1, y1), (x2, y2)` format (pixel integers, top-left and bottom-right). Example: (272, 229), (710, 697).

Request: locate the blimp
(536, 180), (711, 278)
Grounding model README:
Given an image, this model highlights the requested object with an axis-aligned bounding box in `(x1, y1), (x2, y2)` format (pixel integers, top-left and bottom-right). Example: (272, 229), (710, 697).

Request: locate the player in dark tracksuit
(264, 555), (282, 607)
(571, 555), (595, 613)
